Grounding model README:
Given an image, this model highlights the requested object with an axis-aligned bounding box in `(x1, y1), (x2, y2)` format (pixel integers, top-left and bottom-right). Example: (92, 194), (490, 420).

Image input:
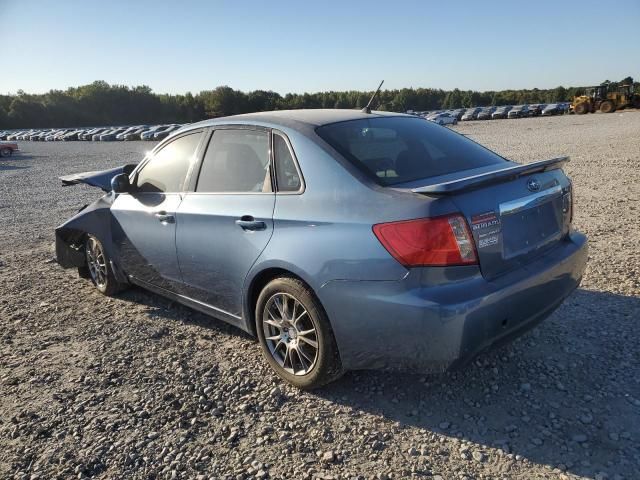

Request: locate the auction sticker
(471, 211), (501, 249)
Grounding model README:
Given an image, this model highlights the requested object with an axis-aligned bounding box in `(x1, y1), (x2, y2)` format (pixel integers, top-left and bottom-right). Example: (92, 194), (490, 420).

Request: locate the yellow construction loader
(572, 84), (640, 114)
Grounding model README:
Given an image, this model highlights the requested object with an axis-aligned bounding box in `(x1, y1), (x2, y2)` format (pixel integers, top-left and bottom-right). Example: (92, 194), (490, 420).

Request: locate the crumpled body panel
(59, 164), (137, 191)
(55, 195), (115, 269)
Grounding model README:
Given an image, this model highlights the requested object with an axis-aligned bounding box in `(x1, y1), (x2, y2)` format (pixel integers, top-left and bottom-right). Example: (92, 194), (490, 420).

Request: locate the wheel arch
(242, 264), (319, 337)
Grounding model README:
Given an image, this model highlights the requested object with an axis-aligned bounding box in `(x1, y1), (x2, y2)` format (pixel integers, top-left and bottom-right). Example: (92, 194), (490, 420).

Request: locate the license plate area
(500, 191), (563, 260)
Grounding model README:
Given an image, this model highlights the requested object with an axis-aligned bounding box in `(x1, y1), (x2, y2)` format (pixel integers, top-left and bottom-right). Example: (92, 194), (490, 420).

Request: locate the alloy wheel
(262, 293), (319, 375)
(86, 237), (108, 289)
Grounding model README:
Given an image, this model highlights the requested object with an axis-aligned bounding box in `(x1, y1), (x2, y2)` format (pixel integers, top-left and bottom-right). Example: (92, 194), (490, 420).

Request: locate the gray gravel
(1, 112), (639, 479)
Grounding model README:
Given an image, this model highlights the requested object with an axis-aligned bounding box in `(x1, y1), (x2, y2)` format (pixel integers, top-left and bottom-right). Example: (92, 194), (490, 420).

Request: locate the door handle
(236, 215), (266, 231)
(154, 211), (175, 224)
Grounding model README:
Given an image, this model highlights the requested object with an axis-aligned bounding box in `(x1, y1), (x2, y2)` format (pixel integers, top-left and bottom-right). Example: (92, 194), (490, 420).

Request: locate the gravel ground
(1, 112), (639, 480)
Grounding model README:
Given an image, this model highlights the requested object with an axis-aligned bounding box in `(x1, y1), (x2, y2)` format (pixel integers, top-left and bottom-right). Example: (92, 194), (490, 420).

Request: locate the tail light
(373, 214), (478, 267)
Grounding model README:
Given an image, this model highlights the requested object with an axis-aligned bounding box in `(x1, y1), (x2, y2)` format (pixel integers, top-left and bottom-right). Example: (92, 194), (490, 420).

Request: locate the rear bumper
(318, 232), (588, 372)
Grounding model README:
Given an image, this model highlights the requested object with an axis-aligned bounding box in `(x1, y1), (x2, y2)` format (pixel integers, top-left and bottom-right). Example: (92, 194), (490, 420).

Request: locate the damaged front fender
(55, 194), (116, 269)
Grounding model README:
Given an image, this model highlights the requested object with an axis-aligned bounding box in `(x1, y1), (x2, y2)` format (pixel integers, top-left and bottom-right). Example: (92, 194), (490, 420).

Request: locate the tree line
(1, 78), (636, 129)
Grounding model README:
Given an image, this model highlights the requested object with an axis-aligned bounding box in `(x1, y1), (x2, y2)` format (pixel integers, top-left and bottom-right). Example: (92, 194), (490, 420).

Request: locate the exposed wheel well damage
(55, 228), (88, 268)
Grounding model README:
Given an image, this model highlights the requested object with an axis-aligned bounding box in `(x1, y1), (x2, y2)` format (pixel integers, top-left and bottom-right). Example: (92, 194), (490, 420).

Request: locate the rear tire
(0, 147), (11, 157)
(84, 235), (127, 296)
(600, 101), (615, 113)
(255, 276), (343, 389)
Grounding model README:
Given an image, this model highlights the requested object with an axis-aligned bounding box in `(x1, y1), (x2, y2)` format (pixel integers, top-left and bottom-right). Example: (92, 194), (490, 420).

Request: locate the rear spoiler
(412, 157), (569, 196)
(60, 164), (137, 192)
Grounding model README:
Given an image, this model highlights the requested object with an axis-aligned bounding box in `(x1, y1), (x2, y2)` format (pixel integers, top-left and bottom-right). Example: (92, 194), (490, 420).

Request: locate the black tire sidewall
(85, 235), (121, 296)
(0, 148), (10, 157)
(255, 277), (342, 389)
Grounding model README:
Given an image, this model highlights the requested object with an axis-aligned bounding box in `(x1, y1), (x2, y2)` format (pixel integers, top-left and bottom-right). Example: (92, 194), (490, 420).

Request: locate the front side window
(196, 129), (270, 193)
(316, 117), (505, 186)
(135, 132), (202, 193)
(273, 133), (301, 192)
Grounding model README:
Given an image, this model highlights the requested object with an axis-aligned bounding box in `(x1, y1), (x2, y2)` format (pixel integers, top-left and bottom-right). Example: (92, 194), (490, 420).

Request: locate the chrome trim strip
(499, 184), (562, 216)
(129, 275), (242, 320)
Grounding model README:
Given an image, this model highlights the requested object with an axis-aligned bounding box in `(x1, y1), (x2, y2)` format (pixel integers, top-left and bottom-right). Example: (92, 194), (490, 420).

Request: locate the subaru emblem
(527, 178), (540, 192)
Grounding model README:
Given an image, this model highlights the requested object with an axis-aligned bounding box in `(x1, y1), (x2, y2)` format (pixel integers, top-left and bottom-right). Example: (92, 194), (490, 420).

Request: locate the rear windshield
(316, 116), (505, 186)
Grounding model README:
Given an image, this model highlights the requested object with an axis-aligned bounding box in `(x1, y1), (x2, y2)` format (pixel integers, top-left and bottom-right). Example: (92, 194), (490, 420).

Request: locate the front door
(177, 128), (275, 317)
(111, 131), (203, 291)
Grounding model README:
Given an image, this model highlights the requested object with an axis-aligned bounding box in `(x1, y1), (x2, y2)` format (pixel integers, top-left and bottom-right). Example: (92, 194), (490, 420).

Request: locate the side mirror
(111, 173), (131, 193)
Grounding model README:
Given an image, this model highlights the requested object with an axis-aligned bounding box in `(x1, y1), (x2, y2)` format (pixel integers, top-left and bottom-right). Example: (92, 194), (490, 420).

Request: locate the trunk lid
(410, 158), (572, 279)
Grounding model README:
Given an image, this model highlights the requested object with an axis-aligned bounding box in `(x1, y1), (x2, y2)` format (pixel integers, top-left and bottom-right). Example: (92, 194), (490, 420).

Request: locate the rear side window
(316, 117), (505, 186)
(273, 133), (302, 192)
(136, 132), (202, 193)
(197, 129), (270, 193)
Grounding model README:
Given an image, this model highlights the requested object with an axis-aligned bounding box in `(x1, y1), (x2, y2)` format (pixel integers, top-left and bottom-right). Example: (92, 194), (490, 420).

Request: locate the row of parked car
(1, 102), (573, 139)
(0, 124), (183, 142)
(416, 103), (571, 125)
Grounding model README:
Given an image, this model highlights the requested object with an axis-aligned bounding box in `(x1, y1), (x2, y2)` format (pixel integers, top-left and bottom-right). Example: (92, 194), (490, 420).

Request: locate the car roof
(186, 109), (410, 131)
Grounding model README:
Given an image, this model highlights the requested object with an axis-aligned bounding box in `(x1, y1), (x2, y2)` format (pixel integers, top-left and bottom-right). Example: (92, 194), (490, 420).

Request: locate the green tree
(1, 78), (631, 129)
(200, 86), (248, 117)
(551, 86), (567, 102)
(0, 105), (7, 128)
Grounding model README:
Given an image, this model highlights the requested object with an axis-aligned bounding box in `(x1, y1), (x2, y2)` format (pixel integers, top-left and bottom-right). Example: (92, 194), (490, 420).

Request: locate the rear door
(110, 130), (204, 291)
(176, 127), (275, 318)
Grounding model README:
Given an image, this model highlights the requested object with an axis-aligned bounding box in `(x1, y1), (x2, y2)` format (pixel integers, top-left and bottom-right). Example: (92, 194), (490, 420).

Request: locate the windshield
(316, 116), (505, 186)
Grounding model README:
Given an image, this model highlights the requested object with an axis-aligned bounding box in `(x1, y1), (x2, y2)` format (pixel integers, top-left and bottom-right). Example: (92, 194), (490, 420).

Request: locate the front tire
(0, 147), (11, 157)
(574, 102), (589, 115)
(85, 235), (126, 295)
(256, 277), (343, 389)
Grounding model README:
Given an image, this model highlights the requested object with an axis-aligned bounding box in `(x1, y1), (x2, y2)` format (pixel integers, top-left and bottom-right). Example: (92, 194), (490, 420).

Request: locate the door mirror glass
(111, 173), (131, 193)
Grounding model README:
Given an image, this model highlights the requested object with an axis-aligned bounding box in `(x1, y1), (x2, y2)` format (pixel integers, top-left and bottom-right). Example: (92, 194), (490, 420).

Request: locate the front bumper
(319, 232), (588, 372)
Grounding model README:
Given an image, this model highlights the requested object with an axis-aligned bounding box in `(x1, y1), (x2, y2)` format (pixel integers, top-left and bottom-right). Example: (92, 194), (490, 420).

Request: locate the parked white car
(426, 112), (458, 126)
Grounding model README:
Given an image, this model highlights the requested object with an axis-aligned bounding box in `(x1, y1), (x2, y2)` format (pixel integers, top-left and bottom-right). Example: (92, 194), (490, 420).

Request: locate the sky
(1, 0), (639, 95)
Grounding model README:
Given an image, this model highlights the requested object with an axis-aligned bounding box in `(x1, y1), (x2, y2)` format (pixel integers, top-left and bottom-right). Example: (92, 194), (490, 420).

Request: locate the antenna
(361, 80), (384, 113)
